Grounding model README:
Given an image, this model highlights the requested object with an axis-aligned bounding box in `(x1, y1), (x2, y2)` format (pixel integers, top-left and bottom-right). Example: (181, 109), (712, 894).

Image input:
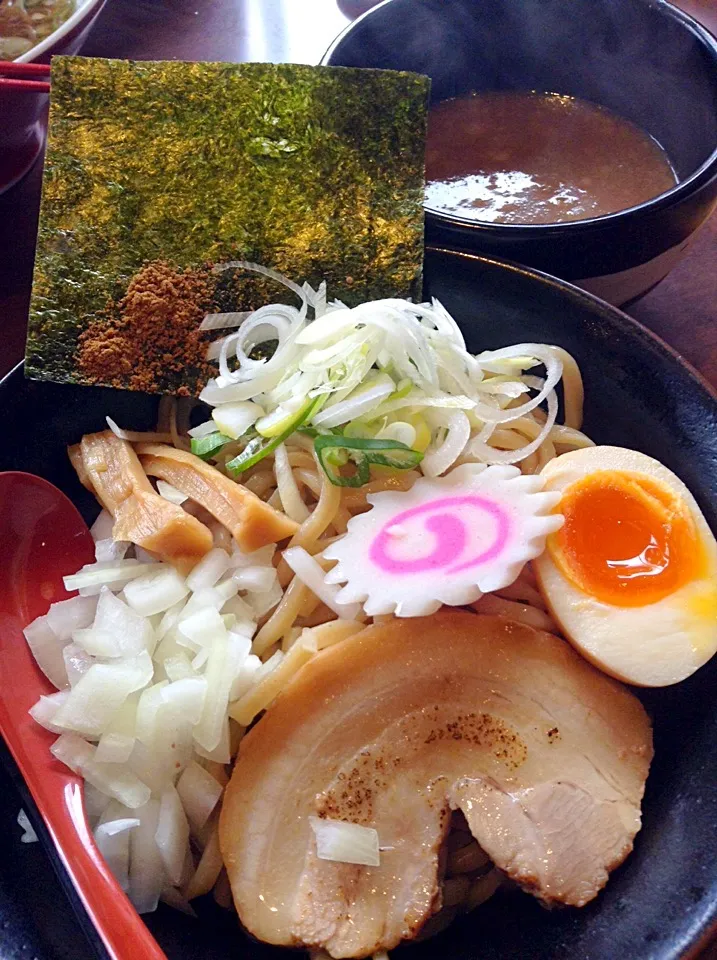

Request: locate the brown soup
(425, 92), (677, 225)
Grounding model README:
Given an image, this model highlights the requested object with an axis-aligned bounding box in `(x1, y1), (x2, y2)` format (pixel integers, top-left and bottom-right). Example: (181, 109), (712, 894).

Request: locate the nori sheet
(25, 57), (429, 395)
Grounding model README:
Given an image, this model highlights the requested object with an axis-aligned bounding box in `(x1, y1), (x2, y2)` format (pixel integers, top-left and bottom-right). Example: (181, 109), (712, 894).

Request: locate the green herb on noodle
(314, 435), (424, 487)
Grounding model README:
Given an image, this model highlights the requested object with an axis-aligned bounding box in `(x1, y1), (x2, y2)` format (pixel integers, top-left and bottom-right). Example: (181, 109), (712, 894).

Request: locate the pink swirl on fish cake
(368, 495), (511, 576)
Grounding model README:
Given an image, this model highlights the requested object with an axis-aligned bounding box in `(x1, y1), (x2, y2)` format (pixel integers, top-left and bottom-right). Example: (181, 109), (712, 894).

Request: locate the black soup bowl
(3, 250), (717, 960)
(323, 0), (717, 305)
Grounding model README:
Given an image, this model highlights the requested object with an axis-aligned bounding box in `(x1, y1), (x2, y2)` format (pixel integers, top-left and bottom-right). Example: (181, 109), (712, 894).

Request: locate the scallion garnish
(190, 431), (232, 461)
(226, 397), (322, 477)
(314, 436), (423, 487)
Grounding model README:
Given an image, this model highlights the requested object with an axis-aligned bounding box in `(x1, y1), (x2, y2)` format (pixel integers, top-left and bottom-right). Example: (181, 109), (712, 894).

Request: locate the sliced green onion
(256, 393), (328, 439)
(226, 397), (322, 477)
(314, 436), (423, 488)
(190, 431), (232, 461)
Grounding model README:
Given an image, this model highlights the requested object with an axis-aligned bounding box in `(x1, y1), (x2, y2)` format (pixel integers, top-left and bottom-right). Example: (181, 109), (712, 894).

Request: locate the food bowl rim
(13, 0), (105, 64)
(322, 0), (717, 236)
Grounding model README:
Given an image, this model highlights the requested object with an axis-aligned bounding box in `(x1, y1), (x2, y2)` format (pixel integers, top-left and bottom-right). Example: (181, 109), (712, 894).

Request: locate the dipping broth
(425, 92), (677, 225)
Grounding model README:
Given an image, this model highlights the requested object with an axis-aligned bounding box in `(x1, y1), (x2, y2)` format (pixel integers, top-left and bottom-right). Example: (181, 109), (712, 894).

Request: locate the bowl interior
(2, 249), (717, 959)
(325, 0), (717, 184)
(14, 0), (102, 63)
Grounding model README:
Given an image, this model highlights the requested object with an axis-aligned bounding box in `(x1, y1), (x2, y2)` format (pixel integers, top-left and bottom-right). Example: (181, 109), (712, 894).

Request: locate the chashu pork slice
(71, 431), (213, 574)
(137, 443), (299, 553)
(220, 612), (652, 959)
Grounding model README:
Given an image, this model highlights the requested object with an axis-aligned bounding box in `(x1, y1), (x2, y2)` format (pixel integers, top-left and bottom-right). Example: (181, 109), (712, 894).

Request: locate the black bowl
(323, 0), (717, 305)
(3, 249), (717, 960)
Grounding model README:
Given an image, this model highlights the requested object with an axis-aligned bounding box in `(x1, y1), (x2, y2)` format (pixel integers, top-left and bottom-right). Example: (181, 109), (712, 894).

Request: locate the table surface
(1, 0), (717, 958)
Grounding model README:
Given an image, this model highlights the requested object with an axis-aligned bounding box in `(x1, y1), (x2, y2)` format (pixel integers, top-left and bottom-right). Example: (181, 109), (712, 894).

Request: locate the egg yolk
(548, 470), (706, 607)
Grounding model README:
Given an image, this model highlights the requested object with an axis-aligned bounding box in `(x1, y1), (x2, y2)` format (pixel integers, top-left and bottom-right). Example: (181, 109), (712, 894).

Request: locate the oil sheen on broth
(425, 92), (677, 225)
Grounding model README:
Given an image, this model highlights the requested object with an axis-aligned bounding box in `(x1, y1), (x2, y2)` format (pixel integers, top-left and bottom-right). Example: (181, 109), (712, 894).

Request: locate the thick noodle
(147, 338), (594, 927)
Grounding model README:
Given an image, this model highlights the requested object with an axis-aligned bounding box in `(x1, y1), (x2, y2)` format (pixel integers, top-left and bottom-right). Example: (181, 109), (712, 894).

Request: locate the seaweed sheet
(26, 57), (429, 396)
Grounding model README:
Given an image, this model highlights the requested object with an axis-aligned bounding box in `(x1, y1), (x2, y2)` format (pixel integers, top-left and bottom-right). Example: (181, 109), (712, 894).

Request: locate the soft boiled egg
(534, 446), (717, 686)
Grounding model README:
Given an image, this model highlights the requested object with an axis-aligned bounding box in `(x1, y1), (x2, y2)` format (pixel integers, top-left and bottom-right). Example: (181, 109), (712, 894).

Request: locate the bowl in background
(0, 0), (107, 195)
(324, 0), (717, 305)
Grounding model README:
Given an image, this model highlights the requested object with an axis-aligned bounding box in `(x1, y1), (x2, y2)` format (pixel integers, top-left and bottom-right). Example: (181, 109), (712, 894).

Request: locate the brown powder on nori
(76, 262), (215, 396)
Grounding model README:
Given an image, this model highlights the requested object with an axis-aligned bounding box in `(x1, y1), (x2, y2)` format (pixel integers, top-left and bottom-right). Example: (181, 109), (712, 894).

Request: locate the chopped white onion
(95, 695), (139, 763)
(188, 419), (219, 439)
(155, 786), (190, 886)
(193, 623), (233, 754)
(23, 616), (69, 689)
(228, 543), (275, 570)
(127, 741), (173, 798)
(64, 560), (158, 596)
(232, 566), (277, 593)
(95, 731), (135, 765)
(185, 548), (231, 593)
(135, 681), (169, 746)
(51, 734), (151, 809)
(134, 547), (159, 564)
(221, 592), (256, 621)
(146, 691), (196, 780)
(211, 401), (264, 440)
(178, 607), (225, 649)
(84, 783), (111, 821)
(73, 587), (154, 658)
(123, 567), (189, 617)
(128, 799), (164, 913)
(160, 677), (207, 726)
(184, 821), (223, 899)
(90, 510), (114, 542)
(245, 578), (283, 618)
(193, 716), (231, 765)
(95, 538), (129, 563)
(309, 816), (380, 867)
(176, 762), (223, 835)
(29, 691), (70, 733)
(180, 582), (236, 621)
(283, 547), (360, 620)
(163, 654), (196, 682)
(229, 652), (261, 702)
(63, 643), (94, 687)
(52, 652), (153, 738)
(95, 817), (140, 891)
(46, 595), (97, 642)
(255, 649), (284, 681)
(227, 630), (252, 661)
